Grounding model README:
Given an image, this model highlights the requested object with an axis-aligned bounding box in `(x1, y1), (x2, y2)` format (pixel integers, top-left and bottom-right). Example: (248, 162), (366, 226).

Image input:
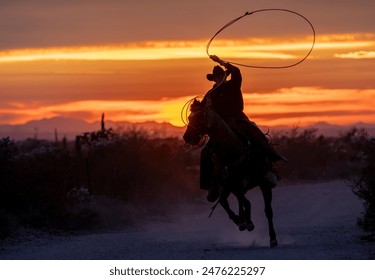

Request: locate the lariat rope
(181, 9), (315, 125)
(206, 9), (316, 69)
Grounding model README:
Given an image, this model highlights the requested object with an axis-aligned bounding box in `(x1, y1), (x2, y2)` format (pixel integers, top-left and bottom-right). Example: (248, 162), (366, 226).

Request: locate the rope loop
(181, 9), (315, 126)
(206, 9), (316, 69)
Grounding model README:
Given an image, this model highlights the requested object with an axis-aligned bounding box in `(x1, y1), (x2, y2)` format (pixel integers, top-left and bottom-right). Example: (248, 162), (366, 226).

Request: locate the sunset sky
(0, 0), (374, 129)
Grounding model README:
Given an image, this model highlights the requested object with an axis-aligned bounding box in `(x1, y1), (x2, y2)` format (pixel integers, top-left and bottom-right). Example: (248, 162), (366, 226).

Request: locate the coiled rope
(181, 73), (227, 126)
(181, 96), (202, 126)
(206, 9), (316, 69)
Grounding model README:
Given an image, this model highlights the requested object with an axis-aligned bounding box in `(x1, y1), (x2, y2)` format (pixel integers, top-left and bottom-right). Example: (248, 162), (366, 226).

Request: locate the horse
(183, 98), (278, 247)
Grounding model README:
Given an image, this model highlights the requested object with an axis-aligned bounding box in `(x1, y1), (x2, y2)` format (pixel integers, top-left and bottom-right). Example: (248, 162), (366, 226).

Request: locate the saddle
(226, 117), (287, 162)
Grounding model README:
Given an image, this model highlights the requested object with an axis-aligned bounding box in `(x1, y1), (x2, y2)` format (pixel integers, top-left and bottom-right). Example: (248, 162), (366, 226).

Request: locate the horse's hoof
(239, 223), (247, 231)
(270, 239), (278, 248)
(247, 221), (255, 231)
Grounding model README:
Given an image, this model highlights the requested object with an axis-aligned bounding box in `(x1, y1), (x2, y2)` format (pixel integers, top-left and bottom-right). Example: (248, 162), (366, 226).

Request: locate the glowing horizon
(1, 87), (374, 128)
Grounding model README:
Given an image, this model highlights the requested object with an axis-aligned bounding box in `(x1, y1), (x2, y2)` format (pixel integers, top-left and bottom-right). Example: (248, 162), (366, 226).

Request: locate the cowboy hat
(206, 65), (225, 81)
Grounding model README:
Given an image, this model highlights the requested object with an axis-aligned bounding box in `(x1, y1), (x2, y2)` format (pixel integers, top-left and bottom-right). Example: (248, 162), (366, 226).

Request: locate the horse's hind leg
(260, 184), (278, 247)
(243, 196), (254, 231)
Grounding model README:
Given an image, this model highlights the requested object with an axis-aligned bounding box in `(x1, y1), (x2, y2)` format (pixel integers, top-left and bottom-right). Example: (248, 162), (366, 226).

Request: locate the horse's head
(183, 99), (207, 145)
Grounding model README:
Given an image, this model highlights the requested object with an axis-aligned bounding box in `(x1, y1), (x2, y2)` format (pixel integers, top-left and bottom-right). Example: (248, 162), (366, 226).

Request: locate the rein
(209, 199), (221, 218)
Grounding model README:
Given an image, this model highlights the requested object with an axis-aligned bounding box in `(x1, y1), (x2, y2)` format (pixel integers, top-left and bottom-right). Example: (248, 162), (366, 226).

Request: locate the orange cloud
(244, 87), (375, 126)
(334, 51), (375, 59)
(1, 33), (373, 63)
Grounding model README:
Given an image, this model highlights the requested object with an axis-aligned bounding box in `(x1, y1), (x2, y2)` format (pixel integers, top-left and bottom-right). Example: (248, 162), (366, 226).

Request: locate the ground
(0, 181), (374, 260)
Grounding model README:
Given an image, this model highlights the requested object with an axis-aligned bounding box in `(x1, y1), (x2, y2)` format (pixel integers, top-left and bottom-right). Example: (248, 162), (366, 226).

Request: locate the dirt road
(1, 181), (374, 259)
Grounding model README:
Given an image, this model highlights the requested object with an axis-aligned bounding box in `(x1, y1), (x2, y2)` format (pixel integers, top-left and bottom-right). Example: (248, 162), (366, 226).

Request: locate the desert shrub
(1, 126), (371, 238)
(81, 129), (199, 208)
(348, 135), (375, 233)
(60, 186), (98, 231)
(0, 141), (70, 228)
(0, 210), (17, 240)
(273, 128), (327, 180)
(0, 128), (200, 236)
(272, 127), (368, 182)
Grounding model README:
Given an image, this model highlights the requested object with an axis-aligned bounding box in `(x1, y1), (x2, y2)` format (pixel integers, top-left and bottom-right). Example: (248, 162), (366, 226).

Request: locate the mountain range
(0, 117), (185, 141)
(1, 117), (374, 141)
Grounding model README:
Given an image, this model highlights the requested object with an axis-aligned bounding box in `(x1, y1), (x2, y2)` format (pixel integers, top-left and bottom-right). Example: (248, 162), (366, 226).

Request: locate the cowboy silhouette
(201, 55), (287, 202)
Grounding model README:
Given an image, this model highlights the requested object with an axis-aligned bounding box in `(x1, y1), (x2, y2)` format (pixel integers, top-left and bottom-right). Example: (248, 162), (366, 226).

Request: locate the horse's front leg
(235, 193), (249, 231)
(219, 191), (240, 226)
(260, 184), (278, 247)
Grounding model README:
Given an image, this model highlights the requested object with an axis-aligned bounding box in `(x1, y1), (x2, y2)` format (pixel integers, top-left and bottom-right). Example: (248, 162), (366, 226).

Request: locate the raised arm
(209, 55), (241, 86)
